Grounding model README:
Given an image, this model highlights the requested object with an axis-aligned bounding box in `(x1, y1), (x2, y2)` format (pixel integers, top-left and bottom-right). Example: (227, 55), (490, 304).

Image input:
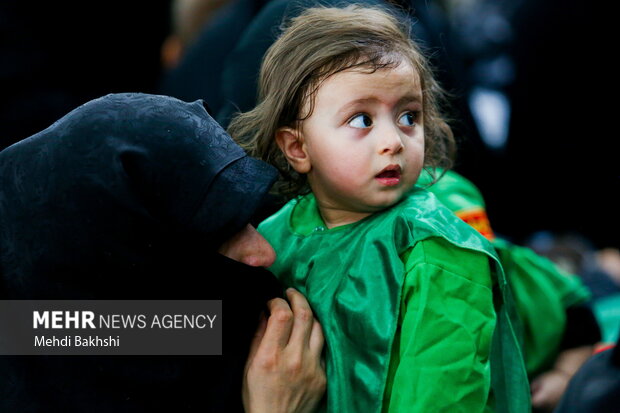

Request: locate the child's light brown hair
(228, 4), (455, 197)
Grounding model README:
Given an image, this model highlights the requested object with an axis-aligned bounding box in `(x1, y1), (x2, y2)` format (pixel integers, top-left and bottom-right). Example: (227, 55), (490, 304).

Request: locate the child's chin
(366, 194), (406, 211)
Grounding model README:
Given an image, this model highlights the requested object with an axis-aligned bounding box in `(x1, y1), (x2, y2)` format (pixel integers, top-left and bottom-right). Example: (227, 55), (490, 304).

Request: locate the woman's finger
(286, 288), (315, 348)
(245, 311), (268, 371)
(261, 297), (294, 352)
(308, 318), (325, 358)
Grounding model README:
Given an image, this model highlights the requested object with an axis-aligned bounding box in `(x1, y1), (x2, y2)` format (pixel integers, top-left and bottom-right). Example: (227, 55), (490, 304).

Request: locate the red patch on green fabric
(456, 208), (495, 240)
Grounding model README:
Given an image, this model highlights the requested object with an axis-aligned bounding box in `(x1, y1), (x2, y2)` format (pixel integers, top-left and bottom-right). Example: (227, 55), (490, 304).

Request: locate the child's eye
(398, 111), (417, 127)
(349, 114), (373, 128)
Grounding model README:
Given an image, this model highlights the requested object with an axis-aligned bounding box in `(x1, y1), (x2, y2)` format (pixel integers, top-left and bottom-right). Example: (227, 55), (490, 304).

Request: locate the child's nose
(378, 126), (404, 155)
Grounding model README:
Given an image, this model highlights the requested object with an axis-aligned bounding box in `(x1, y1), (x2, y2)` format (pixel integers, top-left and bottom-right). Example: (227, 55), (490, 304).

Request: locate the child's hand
(531, 345), (594, 411)
(243, 288), (326, 413)
(530, 369), (571, 411)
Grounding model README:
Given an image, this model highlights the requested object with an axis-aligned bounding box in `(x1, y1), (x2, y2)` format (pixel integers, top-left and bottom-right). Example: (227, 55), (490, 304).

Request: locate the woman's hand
(243, 288), (326, 413)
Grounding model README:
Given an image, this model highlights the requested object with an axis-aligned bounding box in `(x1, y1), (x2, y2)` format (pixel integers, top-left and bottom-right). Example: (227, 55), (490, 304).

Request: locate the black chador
(0, 93), (282, 412)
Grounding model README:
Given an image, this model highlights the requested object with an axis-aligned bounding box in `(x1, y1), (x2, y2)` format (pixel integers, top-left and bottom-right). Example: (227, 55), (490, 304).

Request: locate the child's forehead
(318, 61), (421, 98)
(323, 56), (419, 82)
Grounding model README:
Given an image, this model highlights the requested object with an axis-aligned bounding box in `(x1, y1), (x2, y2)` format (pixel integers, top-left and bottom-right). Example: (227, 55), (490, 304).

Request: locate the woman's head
(228, 4), (455, 198)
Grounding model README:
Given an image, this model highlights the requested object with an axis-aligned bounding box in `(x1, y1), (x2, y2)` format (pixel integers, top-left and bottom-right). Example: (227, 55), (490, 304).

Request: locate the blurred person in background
(158, 0), (272, 116)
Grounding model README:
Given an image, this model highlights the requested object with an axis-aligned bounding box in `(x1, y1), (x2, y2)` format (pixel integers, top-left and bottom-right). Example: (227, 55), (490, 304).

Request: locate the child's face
(299, 61), (424, 218)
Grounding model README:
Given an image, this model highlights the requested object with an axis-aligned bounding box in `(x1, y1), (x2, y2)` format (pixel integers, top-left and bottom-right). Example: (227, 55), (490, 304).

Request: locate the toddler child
(229, 5), (530, 413)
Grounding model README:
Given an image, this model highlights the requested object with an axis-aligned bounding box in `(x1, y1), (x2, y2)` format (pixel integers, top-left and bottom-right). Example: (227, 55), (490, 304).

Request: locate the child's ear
(276, 127), (311, 174)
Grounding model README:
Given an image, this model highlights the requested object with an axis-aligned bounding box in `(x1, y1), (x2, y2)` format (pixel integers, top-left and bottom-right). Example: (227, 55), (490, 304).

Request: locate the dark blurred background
(1, 0), (616, 251)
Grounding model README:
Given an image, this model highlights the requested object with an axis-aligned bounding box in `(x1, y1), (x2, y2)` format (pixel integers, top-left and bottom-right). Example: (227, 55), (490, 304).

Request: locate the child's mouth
(375, 165), (401, 186)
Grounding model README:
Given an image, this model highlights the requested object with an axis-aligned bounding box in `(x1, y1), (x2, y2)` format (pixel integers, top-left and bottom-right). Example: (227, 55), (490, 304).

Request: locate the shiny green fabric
(259, 188), (530, 413)
(494, 239), (591, 375)
(418, 168), (487, 212)
(382, 238), (495, 412)
(422, 169), (591, 376)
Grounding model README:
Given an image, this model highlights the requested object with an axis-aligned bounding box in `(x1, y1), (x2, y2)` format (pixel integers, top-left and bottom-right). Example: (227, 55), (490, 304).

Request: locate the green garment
(382, 238), (495, 413)
(494, 239), (591, 375)
(421, 169), (592, 376)
(258, 189), (530, 413)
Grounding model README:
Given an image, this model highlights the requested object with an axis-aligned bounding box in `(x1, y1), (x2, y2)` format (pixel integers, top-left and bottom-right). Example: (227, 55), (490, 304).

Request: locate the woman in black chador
(0, 93), (325, 413)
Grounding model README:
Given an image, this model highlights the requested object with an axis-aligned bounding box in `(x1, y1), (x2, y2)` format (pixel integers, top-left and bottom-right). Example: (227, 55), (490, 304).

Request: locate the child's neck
(316, 203), (373, 229)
